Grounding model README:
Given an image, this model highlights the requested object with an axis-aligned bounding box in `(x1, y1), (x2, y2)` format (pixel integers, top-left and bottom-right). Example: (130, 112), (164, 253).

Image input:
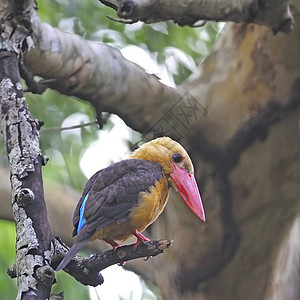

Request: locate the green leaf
(0, 220), (17, 299)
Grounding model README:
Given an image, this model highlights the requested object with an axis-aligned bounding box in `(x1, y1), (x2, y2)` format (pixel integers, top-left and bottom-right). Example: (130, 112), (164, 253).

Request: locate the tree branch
(0, 1), (55, 299)
(100, 0), (294, 33)
(19, 0), (297, 144)
(22, 8), (208, 135)
(53, 237), (173, 286)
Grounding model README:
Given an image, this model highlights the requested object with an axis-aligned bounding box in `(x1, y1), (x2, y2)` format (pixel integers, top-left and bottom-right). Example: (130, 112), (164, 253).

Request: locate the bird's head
(131, 137), (205, 222)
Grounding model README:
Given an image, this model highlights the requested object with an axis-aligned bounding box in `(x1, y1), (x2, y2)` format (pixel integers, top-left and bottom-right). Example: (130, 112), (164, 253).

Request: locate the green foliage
(0, 220), (17, 299)
(52, 271), (90, 300)
(26, 89), (99, 190)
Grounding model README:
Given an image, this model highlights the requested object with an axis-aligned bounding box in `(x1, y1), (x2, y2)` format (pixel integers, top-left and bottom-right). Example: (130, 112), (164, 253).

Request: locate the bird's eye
(173, 153), (182, 163)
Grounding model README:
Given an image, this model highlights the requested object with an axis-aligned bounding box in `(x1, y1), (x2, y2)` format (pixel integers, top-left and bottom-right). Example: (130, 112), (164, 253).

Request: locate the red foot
(104, 238), (126, 266)
(132, 229), (151, 250)
(104, 238), (120, 250)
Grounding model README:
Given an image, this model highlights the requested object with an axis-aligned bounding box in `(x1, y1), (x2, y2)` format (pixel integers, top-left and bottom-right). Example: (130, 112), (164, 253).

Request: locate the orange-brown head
(131, 137), (205, 221)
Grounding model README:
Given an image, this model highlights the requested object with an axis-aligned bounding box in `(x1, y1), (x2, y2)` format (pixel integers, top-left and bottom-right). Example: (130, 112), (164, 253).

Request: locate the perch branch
(53, 237), (173, 286)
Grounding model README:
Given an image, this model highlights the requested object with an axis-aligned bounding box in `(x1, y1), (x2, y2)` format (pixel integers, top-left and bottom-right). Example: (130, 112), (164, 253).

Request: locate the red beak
(170, 164), (205, 222)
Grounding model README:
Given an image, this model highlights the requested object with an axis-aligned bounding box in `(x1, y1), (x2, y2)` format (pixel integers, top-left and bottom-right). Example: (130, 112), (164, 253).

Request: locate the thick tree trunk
(0, 2), (58, 298)
(129, 5), (300, 300)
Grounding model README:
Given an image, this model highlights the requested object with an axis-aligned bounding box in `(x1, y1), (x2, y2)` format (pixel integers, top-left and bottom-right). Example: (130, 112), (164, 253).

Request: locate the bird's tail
(56, 238), (89, 271)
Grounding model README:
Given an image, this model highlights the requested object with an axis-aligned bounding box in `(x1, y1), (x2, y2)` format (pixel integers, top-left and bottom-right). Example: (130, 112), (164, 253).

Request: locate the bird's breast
(129, 175), (170, 232)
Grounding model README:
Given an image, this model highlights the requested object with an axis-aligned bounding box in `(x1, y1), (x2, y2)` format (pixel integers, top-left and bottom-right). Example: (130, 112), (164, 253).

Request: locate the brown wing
(72, 159), (163, 236)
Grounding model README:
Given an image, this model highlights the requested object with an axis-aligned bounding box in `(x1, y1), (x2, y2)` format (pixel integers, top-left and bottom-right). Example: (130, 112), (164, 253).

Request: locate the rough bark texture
(53, 238), (172, 286)
(0, 43), (54, 300)
(100, 0), (294, 33)
(0, 2), (57, 298)
(1, 0), (299, 299)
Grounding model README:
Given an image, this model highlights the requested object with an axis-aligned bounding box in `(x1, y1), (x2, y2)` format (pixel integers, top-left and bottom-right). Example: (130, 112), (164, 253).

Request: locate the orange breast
(90, 176), (170, 242)
(129, 175), (169, 231)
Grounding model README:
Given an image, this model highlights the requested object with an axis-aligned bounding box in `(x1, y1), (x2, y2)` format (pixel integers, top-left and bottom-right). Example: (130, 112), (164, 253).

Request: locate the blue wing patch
(77, 191), (90, 234)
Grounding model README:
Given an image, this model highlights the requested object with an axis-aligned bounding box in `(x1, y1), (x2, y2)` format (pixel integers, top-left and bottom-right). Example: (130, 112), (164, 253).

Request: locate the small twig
(107, 15), (137, 24)
(53, 237), (173, 286)
(99, 0), (118, 10)
(41, 121), (99, 134)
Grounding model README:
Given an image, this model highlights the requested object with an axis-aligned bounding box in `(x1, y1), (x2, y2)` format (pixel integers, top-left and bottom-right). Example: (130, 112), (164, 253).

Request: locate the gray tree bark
(0, 1), (54, 298)
(100, 0), (294, 33)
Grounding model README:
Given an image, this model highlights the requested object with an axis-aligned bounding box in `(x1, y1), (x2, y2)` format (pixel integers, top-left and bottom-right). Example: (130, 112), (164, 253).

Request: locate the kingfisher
(56, 137), (205, 271)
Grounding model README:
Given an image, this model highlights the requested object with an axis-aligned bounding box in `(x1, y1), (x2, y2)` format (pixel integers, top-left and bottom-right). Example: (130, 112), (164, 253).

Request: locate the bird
(56, 137), (205, 271)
